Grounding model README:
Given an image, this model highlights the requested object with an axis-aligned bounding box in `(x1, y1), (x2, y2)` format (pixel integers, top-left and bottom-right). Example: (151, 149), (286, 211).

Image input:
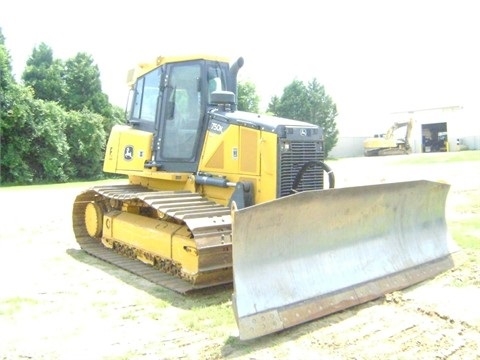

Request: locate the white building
(330, 105), (480, 158)
(408, 106), (480, 153)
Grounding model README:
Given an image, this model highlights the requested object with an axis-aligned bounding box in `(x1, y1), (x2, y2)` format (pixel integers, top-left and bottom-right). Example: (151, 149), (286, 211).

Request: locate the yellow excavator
(72, 54), (458, 340)
(363, 119), (414, 156)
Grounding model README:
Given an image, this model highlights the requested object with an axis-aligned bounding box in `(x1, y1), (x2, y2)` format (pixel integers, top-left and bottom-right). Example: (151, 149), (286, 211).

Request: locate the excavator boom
(232, 180), (459, 340)
(364, 119), (413, 156)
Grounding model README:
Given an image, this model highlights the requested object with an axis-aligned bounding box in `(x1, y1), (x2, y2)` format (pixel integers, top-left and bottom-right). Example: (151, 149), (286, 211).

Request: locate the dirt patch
(0, 153), (479, 359)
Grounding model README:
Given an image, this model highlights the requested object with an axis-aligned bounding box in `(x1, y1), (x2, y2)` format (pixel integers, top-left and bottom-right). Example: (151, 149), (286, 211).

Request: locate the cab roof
(127, 54), (230, 86)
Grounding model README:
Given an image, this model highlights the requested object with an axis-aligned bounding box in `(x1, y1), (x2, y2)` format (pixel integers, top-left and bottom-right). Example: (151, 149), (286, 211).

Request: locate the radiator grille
(279, 141), (324, 197)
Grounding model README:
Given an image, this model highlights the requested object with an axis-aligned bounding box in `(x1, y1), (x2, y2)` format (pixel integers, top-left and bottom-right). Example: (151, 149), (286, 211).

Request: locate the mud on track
(0, 151), (479, 359)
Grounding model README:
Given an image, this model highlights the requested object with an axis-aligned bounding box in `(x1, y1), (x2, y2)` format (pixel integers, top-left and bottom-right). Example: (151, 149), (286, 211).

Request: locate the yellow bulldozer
(72, 54), (458, 340)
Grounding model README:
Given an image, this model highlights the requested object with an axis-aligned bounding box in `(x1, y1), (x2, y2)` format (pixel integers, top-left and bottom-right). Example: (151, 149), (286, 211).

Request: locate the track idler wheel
(84, 202), (104, 238)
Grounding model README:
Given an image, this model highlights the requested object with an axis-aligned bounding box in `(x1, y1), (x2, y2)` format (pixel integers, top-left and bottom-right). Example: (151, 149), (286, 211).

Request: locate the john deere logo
(124, 146), (134, 160)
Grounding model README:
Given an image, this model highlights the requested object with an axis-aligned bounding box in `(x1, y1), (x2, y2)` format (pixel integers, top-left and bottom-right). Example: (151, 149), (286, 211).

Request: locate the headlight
(281, 141), (290, 152)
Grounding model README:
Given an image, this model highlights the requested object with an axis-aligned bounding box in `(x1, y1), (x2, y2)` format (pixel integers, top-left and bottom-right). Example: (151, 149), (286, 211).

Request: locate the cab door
(153, 61), (204, 172)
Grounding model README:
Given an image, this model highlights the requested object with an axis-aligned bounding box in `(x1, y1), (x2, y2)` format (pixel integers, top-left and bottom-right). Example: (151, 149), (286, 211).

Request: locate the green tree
(105, 105), (126, 132)
(270, 78), (338, 157)
(22, 43), (66, 102)
(65, 109), (106, 179)
(28, 100), (70, 182)
(0, 27), (5, 45)
(306, 79), (338, 156)
(1, 37), (124, 184)
(63, 52), (111, 117)
(274, 79), (309, 120)
(1, 86), (37, 184)
(266, 95), (280, 115)
(1, 35), (38, 184)
(1, 82), (70, 183)
(237, 81), (260, 113)
(0, 27), (13, 92)
(63, 52), (125, 137)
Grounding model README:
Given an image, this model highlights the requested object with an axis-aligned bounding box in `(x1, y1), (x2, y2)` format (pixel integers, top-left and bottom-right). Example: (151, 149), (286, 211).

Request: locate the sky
(1, 0), (479, 135)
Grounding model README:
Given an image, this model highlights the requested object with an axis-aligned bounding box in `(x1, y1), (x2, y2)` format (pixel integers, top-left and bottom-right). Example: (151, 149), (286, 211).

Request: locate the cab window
(131, 68), (161, 122)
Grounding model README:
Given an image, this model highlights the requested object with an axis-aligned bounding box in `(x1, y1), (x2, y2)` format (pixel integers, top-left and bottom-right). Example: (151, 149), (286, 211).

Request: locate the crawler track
(72, 185), (232, 294)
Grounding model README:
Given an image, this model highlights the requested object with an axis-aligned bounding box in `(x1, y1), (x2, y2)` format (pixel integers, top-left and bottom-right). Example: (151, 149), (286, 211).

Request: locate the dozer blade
(232, 180), (459, 340)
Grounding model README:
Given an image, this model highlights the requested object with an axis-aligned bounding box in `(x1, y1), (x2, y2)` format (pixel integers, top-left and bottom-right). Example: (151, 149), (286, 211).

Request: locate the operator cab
(127, 58), (231, 172)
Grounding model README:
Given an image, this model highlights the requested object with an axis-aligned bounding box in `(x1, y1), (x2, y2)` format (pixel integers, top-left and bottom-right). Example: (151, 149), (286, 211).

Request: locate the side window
(132, 77), (144, 119)
(162, 64), (202, 159)
(131, 69), (161, 122)
(207, 65), (227, 103)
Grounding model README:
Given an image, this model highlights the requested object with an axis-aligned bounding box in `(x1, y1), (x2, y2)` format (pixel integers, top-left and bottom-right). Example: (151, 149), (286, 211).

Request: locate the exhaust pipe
(229, 57), (244, 96)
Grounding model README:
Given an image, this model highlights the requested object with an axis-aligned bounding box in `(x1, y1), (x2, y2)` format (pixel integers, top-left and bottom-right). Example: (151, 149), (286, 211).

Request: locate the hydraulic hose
(290, 161), (335, 194)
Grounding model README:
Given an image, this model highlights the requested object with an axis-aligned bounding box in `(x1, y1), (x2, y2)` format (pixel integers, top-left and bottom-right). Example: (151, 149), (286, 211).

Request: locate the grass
(180, 301), (235, 337)
(0, 297), (39, 316)
(451, 218), (480, 250)
(0, 177), (128, 192)
(393, 149), (480, 165)
(448, 180), (480, 250)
